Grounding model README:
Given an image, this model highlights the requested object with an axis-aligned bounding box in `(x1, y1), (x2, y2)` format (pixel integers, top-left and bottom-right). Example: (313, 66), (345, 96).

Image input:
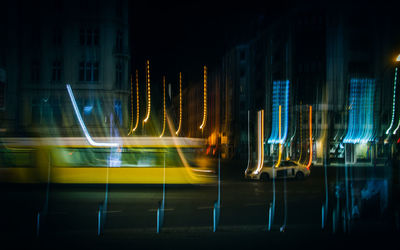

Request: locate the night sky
(130, 1), (292, 85)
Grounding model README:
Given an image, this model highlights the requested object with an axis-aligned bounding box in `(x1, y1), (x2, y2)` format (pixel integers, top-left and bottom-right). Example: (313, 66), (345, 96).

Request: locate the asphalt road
(0, 161), (398, 249)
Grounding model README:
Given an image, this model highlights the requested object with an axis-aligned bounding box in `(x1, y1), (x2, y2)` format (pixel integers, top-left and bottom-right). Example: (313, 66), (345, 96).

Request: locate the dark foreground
(0, 160), (399, 249)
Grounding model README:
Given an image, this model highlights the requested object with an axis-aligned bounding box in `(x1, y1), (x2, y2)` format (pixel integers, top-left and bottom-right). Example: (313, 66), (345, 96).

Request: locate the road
(0, 160), (398, 249)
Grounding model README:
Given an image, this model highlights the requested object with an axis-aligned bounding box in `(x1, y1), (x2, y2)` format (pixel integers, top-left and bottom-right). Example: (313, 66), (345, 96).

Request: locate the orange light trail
(199, 66), (207, 130)
(306, 105), (313, 169)
(176, 72), (182, 135)
(128, 74), (134, 135)
(160, 76), (166, 137)
(143, 60), (151, 123)
(275, 105), (282, 168)
(132, 70), (140, 132)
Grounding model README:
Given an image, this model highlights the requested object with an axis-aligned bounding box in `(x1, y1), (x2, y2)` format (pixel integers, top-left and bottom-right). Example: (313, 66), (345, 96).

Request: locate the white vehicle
(245, 160), (310, 181)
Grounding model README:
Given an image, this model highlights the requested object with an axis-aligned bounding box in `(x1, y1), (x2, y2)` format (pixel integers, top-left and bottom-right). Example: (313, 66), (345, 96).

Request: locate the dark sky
(130, 1), (291, 85)
(129, 0), (394, 86)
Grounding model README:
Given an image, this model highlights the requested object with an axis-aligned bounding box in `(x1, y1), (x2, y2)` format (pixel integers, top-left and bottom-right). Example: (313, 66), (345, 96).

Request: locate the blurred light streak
(144, 60), (151, 123)
(254, 110), (264, 174)
(176, 72), (182, 135)
(160, 76), (166, 137)
(343, 79), (375, 143)
(199, 66), (207, 130)
(275, 105), (283, 168)
(397, 54), (400, 62)
(268, 80), (289, 144)
(306, 105), (312, 169)
(245, 110), (251, 175)
(298, 103), (303, 164)
(66, 84), (119, 147)
(386, 67), (398, 134)
(128, 74), (134, 135)
(131, 70), (140, 132)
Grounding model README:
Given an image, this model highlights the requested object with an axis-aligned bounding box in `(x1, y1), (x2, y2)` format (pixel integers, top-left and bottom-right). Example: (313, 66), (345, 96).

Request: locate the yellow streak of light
(199, 66), (207, 130)
(254, 110), (264, 174)
(275, 105), (282, 168)
(306, 105), (313, 169)
(128, 74), (134, 135)
(160, 76), (166, 137)
(132, 70), (140, 132)
(297, 102), (303, 164)
(176, 72), (182, 135)
(143, 60), (151, 123)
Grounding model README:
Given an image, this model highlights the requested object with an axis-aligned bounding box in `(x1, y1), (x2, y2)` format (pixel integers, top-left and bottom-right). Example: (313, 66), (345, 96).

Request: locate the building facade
(0, 0), (130, 137)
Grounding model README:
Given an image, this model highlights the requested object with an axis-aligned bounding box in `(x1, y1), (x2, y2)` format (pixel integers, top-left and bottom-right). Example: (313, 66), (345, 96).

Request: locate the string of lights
(176, 72), (182, 135)
(199, 66), (207, 130)
(143, 60), (151, 123)
(160, 76), (166, 137)
(385, 67), (398, 134)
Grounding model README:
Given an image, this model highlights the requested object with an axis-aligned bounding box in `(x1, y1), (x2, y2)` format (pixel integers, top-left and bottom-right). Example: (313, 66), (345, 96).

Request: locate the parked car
(245, 160), (310, 181)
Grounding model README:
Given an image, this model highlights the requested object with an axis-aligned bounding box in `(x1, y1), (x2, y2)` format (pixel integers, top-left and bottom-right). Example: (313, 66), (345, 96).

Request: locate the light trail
(66, 84), (119, 147)
(128, 74), (134, 135)
(343, 79), (375, 143)
(132, 69), (140, 132)
(268, 80), (289, 144)
(199, 66), (207, 130)
(275, 105), (282, 168)
(254, 110), (264, 175)
(176, 72), (182, 135)
(306, 105), (313, 169)
(160, 76), (166, 137)
(143, 60), (151, 123)
(385, 67), (397, 134)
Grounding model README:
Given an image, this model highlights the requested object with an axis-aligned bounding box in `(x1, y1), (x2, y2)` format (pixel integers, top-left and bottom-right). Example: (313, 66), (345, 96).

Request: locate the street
(0, 160), (398, 249)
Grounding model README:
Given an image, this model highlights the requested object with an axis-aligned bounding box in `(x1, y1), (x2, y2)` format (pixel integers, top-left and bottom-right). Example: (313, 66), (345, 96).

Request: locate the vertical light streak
(176, 72), (182, 135)
(199, 66), (207, 130)
(306, 105), (313, 169)
(245, 110), (251, 174)
(343, 79), (375, 143)
(66, 84), (119, 147)
(275, 105), (282, 168)
(132, 69), (140, 131)
(128, 74), (134, 135)
(268, 80), (289, 144)
(254, 110), (264, 174)
(298, 103), (303, 164)
(143, 60), (151, 123)
(385, 67), (397, 134)
(160, 76), (166, 137)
